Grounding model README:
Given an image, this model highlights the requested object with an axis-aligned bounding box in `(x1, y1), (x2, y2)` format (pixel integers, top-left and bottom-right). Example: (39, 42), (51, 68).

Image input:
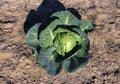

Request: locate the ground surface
(0, 0), (120, 84)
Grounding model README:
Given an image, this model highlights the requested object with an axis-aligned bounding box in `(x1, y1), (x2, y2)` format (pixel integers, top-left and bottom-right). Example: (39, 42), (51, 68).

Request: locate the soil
(0, 0), (120, 84)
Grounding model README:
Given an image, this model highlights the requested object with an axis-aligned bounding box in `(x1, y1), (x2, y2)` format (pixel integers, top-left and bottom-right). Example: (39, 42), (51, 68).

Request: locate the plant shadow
(23, 0), (81, 33)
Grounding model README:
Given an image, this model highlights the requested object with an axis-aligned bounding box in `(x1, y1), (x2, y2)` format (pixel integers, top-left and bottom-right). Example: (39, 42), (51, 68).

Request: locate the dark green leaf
(63, 58), (71, 71)
(72, 28), (90, 51)
(51, 10), (80, 26)
(26, 23), (41, 47)
(63, 56), (89, 72)
(79, 20), (94, 33)
(39, 20), (63, 48)
(38, 47), (62, 76)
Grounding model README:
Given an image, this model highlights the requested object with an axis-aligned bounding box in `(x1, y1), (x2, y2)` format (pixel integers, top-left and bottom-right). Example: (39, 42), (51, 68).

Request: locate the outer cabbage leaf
(26, 23), (41, 47)
(63, 55), (89, 72)
(39, 20), (63, 48)
(51, 10), (80, 26)
(79, 20), (94, 33)
(38, 47), (62, 76)
(72, 28), (90, 51)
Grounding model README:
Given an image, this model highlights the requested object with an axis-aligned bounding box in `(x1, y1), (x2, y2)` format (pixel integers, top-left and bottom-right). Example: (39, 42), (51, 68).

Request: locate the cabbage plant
(25, 10), (94, 76)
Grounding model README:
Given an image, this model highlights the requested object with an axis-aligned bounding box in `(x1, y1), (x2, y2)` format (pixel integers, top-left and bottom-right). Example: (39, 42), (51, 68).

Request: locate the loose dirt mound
(0, 0), (120, 84)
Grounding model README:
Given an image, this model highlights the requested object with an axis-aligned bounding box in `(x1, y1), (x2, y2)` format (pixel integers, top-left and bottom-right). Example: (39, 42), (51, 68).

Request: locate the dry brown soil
(0, 0), (120, 84)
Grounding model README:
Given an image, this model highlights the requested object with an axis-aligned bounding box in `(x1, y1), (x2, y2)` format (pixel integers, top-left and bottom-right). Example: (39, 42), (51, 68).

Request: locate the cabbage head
(26, 10), (94, 76)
